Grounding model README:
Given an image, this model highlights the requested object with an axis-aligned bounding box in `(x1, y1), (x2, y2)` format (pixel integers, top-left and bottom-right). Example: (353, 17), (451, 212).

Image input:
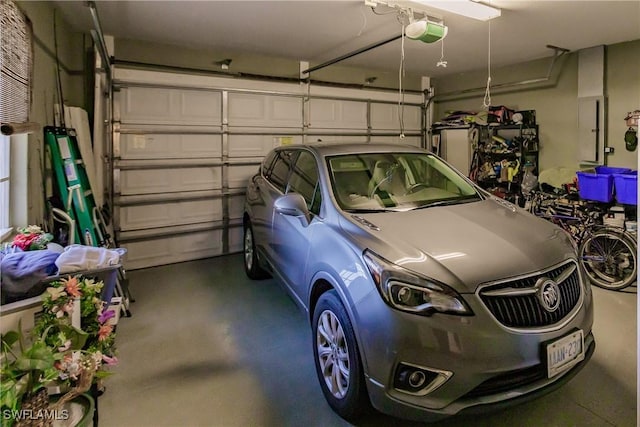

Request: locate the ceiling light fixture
(410, 0), (501, 21)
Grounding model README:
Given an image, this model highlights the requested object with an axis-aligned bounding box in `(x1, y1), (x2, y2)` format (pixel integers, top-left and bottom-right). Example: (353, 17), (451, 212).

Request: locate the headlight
(363, 250), (473, 316)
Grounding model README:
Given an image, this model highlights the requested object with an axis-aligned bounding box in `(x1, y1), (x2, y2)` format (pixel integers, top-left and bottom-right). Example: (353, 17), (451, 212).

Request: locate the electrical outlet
(604, 147), (615, 154)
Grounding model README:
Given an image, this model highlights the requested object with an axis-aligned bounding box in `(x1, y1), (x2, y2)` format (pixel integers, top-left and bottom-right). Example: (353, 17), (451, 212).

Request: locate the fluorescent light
(413, 0), (501, 21)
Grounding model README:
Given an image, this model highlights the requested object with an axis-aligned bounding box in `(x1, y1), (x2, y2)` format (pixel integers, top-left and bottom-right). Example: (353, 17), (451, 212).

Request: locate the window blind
(0, 0), (33, 125)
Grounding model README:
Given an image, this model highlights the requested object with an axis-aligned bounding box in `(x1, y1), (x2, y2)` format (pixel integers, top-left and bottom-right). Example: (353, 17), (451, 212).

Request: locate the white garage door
(112, 68), (424, 269)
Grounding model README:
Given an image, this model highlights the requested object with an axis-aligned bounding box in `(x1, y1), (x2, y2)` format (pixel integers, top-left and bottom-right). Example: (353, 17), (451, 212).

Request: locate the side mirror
(274, 193), (311, 226)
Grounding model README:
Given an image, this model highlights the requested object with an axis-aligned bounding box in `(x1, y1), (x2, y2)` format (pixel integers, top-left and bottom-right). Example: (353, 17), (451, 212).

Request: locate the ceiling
(53, 1), (640, 79)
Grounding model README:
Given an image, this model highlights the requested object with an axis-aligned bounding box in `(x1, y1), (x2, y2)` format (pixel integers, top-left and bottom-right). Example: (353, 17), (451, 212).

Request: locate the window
(261, 150), (277, 178)
(0, 135), (10, 239)
(1, 0), (33, 125)
(267, 150), (295, 192)
(287, 151), (321, 215)
(1, 1), (33, 240)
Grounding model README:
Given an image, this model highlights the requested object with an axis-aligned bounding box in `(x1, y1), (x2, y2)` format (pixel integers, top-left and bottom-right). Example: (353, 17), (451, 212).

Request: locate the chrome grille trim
(482, 263), (576, 297)
(477, 260), (583, 331)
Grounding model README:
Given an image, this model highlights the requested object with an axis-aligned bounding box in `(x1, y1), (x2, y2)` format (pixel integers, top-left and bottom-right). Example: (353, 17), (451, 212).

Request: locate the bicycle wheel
(579, 229), (637, 290)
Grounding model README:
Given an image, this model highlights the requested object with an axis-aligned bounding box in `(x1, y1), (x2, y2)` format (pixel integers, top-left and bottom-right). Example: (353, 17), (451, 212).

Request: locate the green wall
(433, 39), (640, 172)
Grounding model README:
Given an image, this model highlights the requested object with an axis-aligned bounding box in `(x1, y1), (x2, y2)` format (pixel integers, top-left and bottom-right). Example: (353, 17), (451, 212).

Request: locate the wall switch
(604, 147), (615, 154)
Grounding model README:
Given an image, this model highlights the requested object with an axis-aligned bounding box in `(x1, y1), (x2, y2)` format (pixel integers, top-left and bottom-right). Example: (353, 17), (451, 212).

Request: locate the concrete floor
(100, 255), (637, 427)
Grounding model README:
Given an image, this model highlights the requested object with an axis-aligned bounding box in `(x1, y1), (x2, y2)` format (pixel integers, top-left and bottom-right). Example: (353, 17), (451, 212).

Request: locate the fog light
(408, 371), (426, 388)
(393, 362), (453, 396)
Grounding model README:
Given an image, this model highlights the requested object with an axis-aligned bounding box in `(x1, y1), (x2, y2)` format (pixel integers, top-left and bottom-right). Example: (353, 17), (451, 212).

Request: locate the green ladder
(45, 126), (133, 317)
(44, 126), (102, 246)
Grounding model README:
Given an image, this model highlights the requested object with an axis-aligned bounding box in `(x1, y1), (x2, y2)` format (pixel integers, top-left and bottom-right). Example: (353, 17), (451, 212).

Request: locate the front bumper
(365, 333), (595, 422)
(352, 274), (594, 422)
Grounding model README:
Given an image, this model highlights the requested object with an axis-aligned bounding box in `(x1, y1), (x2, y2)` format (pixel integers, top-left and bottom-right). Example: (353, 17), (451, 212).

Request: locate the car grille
(478, 261), (582, 328)
(463, 336), (595, 399)
(464, 364), (546, 398)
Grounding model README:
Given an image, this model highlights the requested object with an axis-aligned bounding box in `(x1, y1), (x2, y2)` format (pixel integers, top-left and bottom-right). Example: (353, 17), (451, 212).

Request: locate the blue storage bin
(577, 171), (614, 202)
(595, 166), (632, 175)
(613, 171), (638, 205)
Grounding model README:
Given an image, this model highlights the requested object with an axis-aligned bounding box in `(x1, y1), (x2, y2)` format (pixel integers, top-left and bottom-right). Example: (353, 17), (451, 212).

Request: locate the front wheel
(312, 290), (369, 421)
(579, 229), (637, 290)
(243, 221), (269, 279)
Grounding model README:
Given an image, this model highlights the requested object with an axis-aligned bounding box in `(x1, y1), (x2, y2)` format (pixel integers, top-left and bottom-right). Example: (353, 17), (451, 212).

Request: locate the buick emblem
(536, 278), (560, 312)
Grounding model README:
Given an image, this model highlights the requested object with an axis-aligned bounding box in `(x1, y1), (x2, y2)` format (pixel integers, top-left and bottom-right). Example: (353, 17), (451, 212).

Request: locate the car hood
(343, 199), (575, 293)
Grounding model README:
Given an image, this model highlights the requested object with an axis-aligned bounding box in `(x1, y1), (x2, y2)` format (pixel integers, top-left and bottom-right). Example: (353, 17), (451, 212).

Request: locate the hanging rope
(482, 19), (492, 109)
(398, 23), (406, 138)
(437, 36), (447, 67)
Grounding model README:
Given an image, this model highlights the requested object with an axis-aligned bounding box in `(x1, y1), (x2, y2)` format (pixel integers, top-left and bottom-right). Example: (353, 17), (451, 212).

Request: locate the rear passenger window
(262, 151), (277, 178)
(267, 150), (295, 192)
(288, 151), (322, 215)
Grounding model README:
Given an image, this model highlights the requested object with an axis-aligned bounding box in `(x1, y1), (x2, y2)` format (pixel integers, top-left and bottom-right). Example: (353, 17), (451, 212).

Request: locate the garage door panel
(229, 195), (245, 220)
(120, 199), (223, 231)
(122, 230), (224, 270)
(122, 87), (172, 119)
(228, 226), (243, 253)
(120, 167), (222, 195)
(120, 134), (222, 159)
(228, 93), (302, 127)
(370, 135), (422, 146)
(227, 134), (303, 158)
(121, 87), (222, 126)
(114, 69), (425, 269)
(179, 91), (222, 122)
(309, 99), (367, 129)
(370, 103), (422, 131)
(228, 165), (258, 189)
(306, 135), (368, 144)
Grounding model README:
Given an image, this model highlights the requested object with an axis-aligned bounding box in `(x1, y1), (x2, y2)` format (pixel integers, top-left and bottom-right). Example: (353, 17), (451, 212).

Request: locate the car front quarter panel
(351, 280), (594, 413)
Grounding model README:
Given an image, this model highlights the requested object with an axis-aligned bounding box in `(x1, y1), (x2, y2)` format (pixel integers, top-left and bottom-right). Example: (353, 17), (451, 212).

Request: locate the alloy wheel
(244, 227), (254, 270)
(316, 310), (350, 399)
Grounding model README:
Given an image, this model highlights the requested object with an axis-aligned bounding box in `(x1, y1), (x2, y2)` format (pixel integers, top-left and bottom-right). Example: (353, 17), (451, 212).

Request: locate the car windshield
(327, 152), (482, 212)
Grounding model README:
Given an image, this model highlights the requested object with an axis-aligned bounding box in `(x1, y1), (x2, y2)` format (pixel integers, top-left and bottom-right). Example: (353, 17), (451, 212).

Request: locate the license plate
(546, 330), (585, 378)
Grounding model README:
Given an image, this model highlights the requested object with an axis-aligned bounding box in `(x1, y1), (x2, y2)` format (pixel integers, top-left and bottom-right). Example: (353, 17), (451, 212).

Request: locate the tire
(243, 221), (269, 280)
(312, 290), (369, 421)
(579, 229), (637, 291)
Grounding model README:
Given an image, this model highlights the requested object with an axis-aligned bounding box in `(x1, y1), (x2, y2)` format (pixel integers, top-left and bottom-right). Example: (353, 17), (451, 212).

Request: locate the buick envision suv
(243, 143), (594, 422)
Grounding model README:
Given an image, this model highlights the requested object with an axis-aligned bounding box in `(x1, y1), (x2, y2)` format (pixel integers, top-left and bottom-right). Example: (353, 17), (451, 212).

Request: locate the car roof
(277, 142), (427, 157)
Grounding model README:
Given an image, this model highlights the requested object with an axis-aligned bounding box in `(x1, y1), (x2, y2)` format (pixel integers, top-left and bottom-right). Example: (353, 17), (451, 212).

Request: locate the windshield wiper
(345, 208), (395, 213)
(412, 195), (480, 210)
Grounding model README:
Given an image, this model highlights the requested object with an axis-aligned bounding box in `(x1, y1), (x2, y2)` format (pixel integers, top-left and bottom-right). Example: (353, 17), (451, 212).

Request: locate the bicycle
(525, 190), (637, 291)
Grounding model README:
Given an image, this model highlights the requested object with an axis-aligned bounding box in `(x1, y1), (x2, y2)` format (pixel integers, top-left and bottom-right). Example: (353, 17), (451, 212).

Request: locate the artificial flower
(62, 276), (82, 298)
(12, 225), (53, 250)
(61, 352), (83, 380)
(35, 274), (117, 393)
(54, 300), (75, 319)
(19, 225), (44, 234)
(47, 286), (66, 301)
(12, 233), (40, 250)
(98, 324), (113, 342)
(102, 354), (119, 366)
(98, 309), (116, 325)
(58, 339), (72, 352)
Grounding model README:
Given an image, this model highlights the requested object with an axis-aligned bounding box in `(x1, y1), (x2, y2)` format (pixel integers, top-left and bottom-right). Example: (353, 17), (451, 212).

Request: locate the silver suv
(243, 143), (594, 422)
